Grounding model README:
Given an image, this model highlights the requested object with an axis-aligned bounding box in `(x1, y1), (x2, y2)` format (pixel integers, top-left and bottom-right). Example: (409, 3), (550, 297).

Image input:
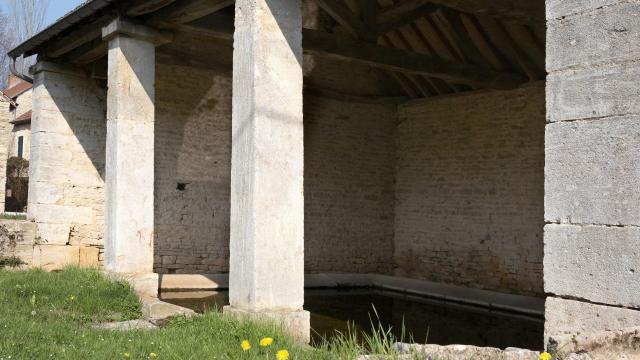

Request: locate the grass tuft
(0, 268), (409, 359)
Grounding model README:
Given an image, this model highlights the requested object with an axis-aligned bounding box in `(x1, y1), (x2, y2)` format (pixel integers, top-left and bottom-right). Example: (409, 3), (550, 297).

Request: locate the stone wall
(0, 99), (11, 212)
(152, 63), (397, 274)
(304, 96), (396, 274)
(153, 63), (232, 274)
(27, 62), (106, 267)
(545, 0), (640, 343)
(394, 83), (545, 296)
(8, 123), (31, 160)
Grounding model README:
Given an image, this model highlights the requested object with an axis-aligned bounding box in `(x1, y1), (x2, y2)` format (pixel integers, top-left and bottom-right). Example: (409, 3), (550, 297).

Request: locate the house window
(17, 136), (23, 158)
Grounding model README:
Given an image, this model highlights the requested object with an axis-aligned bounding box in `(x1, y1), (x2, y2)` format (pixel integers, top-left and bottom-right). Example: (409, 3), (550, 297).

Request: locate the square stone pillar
(102, 19), (170, 285)
(545, 0), (640, 347)
(224, 0), (309, 342)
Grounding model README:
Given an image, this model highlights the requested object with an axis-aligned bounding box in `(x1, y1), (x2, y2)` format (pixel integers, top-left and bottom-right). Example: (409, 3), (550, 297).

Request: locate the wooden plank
(127, 0), (177, 16)
(316, 0), (368, 38)
(303, 29), (526, 89)
(435, 8), (488, 67)
(146, 0), (233, 25)
(460, 13), (504, 70)
(375, 0), (439, 36)
(66, 39), (108, 65)
(476, 15), (539, 80)
(45, 15), (114, 58)
(174, 15), (527, 89)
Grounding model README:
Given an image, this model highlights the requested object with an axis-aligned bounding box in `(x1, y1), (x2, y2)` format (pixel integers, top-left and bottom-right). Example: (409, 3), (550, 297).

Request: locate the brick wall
(152, 66), (398, 274)
(304, 96), (396, 274)
(153, 63), (232, 274)
(394, 83), (545, 296)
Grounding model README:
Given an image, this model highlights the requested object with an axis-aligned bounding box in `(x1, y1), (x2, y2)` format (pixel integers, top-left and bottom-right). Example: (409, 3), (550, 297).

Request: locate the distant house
(0, 74), (32, 212)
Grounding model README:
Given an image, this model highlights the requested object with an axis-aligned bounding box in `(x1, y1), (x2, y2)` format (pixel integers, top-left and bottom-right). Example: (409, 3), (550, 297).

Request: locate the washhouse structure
(6, 0), (640, 344)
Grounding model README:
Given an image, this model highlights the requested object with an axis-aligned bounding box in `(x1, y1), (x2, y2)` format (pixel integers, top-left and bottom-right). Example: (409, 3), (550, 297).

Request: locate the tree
(0, 8), (14, 89)
(3, 0), (50, 79)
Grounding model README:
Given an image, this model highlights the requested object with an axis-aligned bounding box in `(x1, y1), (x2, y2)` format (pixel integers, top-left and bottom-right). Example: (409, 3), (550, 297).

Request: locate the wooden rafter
(177, 14), (526, 89)
(127, 0), (177, 16)
(375, 0), (439, 36)
(146, 0), (233, 25)
(316, 0), (368, 38)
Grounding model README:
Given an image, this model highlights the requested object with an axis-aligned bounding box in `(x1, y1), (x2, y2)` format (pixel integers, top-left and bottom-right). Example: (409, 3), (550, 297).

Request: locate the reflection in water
(160, 288), (543, 350)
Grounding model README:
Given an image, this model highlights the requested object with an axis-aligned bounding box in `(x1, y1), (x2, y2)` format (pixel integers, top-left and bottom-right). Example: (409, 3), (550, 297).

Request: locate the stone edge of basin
(159, 273), (545, 317)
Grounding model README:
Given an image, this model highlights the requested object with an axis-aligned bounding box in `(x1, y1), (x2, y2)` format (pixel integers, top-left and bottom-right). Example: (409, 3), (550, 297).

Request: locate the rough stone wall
(304, 96), (396, 274)
(394, 83), (545, 296)
(27, 63), (105, 267)
(153, 63), (232, 274)
(151, 65), (397, 275)
(0, 99), (11, 212)
(545, 0), (640, 343)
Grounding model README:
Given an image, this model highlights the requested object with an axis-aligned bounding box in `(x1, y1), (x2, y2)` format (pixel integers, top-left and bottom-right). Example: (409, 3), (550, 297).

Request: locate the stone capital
(30, 61), (85, 77)
(102, 18), (172, 46)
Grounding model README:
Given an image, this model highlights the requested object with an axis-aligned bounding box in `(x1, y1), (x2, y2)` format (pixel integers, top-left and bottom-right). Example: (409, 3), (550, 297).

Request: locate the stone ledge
(160, 273), (544, 316)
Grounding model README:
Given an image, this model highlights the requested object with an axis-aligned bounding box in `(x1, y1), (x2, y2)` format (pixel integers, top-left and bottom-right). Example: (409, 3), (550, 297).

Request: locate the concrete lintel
(102, 18), (172, 46)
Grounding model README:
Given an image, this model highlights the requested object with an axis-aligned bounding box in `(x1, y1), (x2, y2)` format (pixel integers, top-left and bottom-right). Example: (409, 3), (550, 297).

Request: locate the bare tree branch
(6, 0), (50, 75)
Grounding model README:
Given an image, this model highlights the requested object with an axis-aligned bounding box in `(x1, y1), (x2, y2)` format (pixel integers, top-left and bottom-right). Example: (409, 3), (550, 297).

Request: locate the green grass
(0, 268), (406, 360)
(0, 213), (27, 220)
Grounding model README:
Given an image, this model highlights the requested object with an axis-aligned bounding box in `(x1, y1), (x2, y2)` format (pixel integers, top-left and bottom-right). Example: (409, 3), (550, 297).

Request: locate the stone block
(547, 63), (640, 122)
(547, 2), (640, 72)
(31, 245), (80, 271)
(37, 223), (70, 245)
(224, 306), (310, 343)
(30, 204), (93, 225)
(544, 224), (640, 308)
(79, 246), (100, 267)
(29, 182), (63, 205)
(546, 0), (623, 20)
(545, 297), (640, 344)
(545, 117), (640, 225)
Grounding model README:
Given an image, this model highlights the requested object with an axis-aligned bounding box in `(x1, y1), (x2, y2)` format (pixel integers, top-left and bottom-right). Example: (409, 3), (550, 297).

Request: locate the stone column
(28, 62), (106, 269)
(545, 0), (640, 346)
(224, 0), (309, 342)
(102, 19), (170, 285)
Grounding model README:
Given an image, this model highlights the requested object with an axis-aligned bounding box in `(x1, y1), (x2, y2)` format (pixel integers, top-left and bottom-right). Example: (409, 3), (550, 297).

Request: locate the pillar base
(223, 306), (310, 343)
(105, 271), (159, 298)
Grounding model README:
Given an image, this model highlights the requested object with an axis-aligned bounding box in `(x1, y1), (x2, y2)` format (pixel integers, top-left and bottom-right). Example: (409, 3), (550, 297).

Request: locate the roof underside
(11, 0), (546, 101)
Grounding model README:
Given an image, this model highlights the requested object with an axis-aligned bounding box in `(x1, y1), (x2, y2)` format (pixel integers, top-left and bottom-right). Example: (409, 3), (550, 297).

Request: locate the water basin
(160, 288), (543, 350)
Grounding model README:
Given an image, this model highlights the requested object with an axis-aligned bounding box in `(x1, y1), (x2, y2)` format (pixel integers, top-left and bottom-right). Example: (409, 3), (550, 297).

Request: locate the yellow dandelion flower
(540, 352), (552, 360)
(276, 349), (289, 360)
(123, 353), (130, 358)
(259, 337), (274, 347)
(241, 340), (251, 351)
(149, 352), (158, 358)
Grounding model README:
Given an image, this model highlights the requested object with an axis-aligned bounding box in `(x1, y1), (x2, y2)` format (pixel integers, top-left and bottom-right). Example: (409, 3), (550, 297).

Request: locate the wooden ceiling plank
(460, 13), (505, 70)
(127, 0), (177, 16)
(476, 15), (539, 80)
(316, 0), (368, 38)
(45, 15), (114, 58)
(375, 0), (439, 36)
(146, 0), (233, 25)
(435, 8), (490, 67)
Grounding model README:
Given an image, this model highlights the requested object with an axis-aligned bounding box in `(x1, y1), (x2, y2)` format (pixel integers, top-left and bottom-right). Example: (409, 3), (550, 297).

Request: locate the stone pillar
(224, 0), (309, 342)
(545, 0), (640, 346)
(102, 19), (170, 283)
(28, 62), (106, 268)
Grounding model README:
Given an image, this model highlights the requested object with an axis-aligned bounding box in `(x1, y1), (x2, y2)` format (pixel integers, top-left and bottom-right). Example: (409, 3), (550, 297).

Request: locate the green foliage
(0, 256), (25, 269)
(0, 268), (407, 359)
(0, 213), (27, 220)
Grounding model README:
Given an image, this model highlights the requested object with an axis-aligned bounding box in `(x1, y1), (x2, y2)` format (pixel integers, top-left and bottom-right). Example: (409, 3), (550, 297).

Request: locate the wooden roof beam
(374, 0), (439, 36)
(316, 0), (369, 39)
(146, 0), (233, 25)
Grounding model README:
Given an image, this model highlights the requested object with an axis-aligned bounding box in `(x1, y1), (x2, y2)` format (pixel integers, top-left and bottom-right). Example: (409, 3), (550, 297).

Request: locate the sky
(1, 0), (86, 28)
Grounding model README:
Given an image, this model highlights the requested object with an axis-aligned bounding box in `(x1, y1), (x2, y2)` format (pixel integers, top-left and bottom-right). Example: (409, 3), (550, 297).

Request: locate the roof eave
(8, 0), (114, 59)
